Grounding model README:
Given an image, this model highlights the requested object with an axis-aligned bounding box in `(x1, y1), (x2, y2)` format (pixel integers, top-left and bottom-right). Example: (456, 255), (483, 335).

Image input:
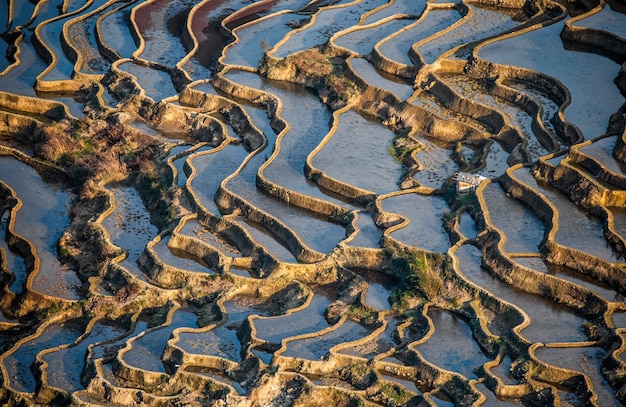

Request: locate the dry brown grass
(36, 121), (84, 162)
(35, 117), (158, 186)
(291, 49), (334, 77)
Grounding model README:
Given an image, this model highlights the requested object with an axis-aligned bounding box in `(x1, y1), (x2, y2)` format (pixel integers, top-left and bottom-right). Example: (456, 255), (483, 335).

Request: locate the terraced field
(0, 0), (625, 405)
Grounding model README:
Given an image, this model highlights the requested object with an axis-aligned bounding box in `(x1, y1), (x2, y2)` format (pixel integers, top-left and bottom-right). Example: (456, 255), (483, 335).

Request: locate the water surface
(479, 20), (623, 140)
(381, 192), (451, 253)
(0, 156), (80, 299)
(454, 243), (588, 343)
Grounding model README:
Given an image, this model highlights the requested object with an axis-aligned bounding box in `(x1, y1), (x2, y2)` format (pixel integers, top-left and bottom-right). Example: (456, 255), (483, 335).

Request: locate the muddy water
(349, 57), (413, 100)
(504, 79), (560, 141)
(4, 320), (84, 393)
(221, 71), (349, 254)
(98, 3), (138, 59)
(378, 8), (461, 66)
(480, 182), (544, 253)
(335, 19), (415, 56)
(7, 0), (38, 32)
(42, 320), (126, 392)
(356, 268), (397, 310)
(380, 373), (423, 395)
(2, 0), (625, 403)
(479, 19), (624, 140)
(253, 288), (334, 344)
(534, 346), (621, 406)
(49, 95), (85, 118)
(443, 74), (550, 159)
(65, 0), (90, 14)
(381, 192), (451, 253)
(0, 157), (80, 299)
(102, 185), (158, 282)
(226, 151), (348, 254)
(168, 145), (203, 187)
(282, 319), (371, 359)
(122, 307), (198, 372)
(0, 25), (8, 73)
(489, 354), (517, 385)
(67, 1), (120, 74)
(347, 211), (383, 248)
(91, 320), (148, 361)
(513, 167), (621, 262)
(454, 243), (588, 343)
(0, 211), (28, 294)
(312, 109), (403, 194)
(412, 308), (491, 379)
(251, 347), (273, 364)
(273, 0), (389, 58)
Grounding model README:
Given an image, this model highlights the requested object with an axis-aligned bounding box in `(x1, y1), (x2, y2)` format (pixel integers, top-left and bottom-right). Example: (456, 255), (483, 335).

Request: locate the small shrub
(379, 381), (412, 405)
(390, 251), (444, 306)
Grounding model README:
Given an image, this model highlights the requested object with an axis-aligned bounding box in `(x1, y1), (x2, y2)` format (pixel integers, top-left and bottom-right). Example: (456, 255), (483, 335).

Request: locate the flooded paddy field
(0, 0), (625, 405)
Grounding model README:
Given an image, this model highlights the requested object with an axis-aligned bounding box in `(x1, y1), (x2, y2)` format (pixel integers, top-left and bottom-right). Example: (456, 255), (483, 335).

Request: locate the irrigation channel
(0, 0), (625, 405)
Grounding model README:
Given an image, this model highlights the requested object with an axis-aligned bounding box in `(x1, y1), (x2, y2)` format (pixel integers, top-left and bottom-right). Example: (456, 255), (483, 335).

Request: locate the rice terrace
(0, 0), (625, 405)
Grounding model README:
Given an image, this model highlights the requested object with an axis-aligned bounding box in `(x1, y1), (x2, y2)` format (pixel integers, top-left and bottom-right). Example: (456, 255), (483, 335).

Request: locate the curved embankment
(2, 0), (626, 405)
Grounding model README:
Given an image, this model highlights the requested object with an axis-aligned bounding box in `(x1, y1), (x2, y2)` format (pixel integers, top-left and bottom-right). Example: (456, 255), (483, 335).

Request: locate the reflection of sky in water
(117, 61), (177, 102)
(313, 110), (403, 194)
(0, 157), (80, 299)
(514, 167), (621, 262)
(274, 0), (389, 58)
(481, 182), (544, 253)
(5, 322), (84, 392)
(455, 243), (589, 343)
(381, 192), (451, 253)
(283, 320), (371, 359)
(254, 291), (334, 343)
(2, 0), (625, 401)
(535, 346), (621, 407)
(412, 136), (458, 188)
(413, 308), (490, 380)
(348, 211), (383, 248)
(480, 20), (623, 140)
(42, 320), (126, 392)
(123, 308), (198, 372)
(378, 8), (461, 66)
